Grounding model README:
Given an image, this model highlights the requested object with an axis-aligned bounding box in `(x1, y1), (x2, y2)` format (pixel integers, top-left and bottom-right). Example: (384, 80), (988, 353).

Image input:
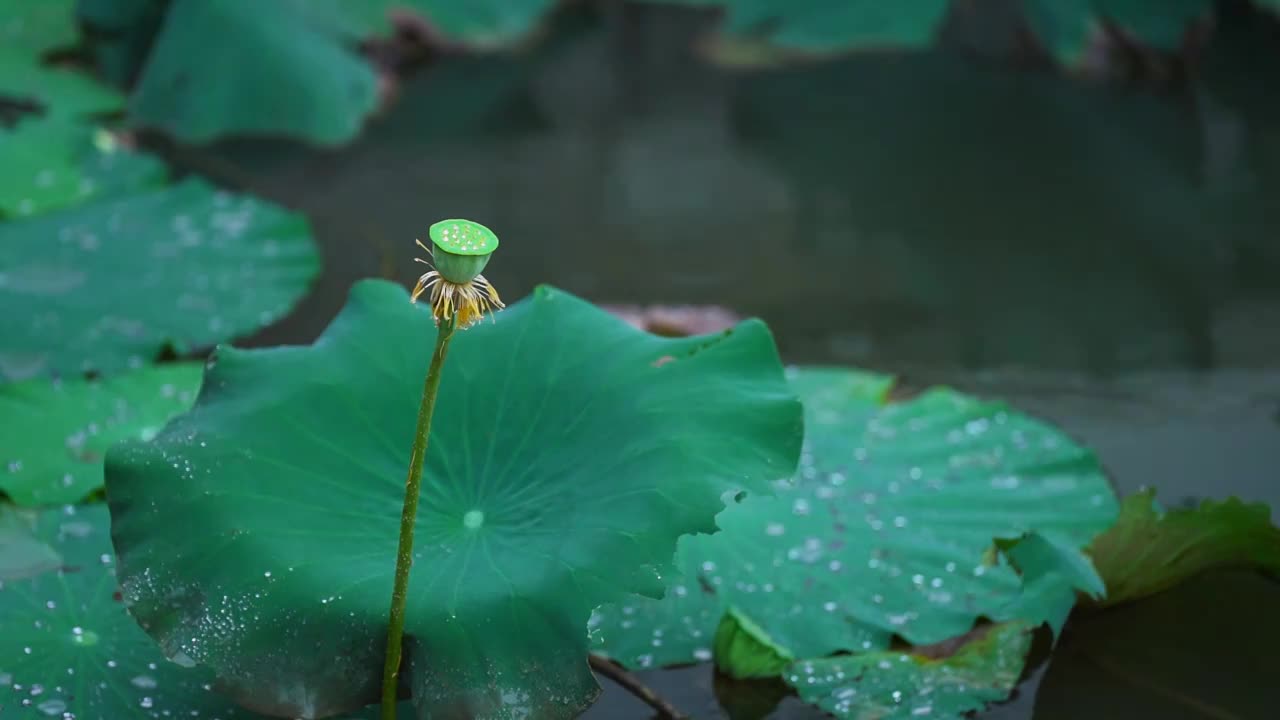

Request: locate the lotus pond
(2, 2), (1280, 719)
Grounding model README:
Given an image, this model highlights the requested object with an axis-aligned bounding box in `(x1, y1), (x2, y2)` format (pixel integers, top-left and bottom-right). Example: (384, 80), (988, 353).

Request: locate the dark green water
(171, 4), (1280, 718)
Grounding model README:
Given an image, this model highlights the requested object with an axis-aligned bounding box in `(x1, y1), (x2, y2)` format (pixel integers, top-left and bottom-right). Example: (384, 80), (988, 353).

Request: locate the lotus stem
(380, 315), (457, 719)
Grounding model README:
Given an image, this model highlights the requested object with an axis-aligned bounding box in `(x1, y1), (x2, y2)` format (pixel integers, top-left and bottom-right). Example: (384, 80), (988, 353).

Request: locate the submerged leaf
(0, 117), (167, 219)
(0, 505), (409, 718)
(593, 368), (1118, 673)
(0, 177), (319, 381)
(785, 621), (1033, 719)
(105, 279), (802, 718)
(0, 363), (201, 506)
(1084, 488), (1280, 607)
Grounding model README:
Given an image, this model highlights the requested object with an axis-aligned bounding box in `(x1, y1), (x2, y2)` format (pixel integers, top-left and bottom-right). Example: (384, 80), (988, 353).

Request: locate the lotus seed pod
(428, 219), (499, 284)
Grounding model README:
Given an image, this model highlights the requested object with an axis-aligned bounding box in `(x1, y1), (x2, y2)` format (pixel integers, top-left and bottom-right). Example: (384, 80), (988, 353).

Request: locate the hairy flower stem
(380, 315), (457, 719)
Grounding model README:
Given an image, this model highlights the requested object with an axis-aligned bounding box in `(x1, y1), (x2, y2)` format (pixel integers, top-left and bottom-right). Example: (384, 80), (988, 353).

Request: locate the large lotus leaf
(104, 279), (802, 719)
(785, 621), (1033, 719)
(0, 363), (201, 506)
(0, 117), (167, 219)
(0, 177), (320, 382)
(1083, 489), (1280, 608)
(592, 368), (1119, 671)
(129, 0), (379, 145)
(0, 45), (124, 116)
(0, 505), (410, 718)
(0, 0), (79, 52)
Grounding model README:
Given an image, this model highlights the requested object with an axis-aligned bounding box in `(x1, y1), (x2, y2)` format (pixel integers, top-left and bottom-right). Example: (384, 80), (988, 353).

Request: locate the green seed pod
(429, 219), (499, 284)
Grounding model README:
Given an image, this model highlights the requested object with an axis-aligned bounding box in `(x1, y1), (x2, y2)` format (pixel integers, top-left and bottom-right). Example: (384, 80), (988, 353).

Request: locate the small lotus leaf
(592, 368), (1118, 672)
(995, 530), (1107, 636)
(105, 279), (802, 718)
(290, 0), (560, 45)
(647, 0), (951, 58)
(0, 505), (409, 718)
(785, 621), (1033, 719)
(0, 506), (62, 580)
(0, 177), (320, 381)
(0, 46), (124, 116)
(0, 363), (202, 505)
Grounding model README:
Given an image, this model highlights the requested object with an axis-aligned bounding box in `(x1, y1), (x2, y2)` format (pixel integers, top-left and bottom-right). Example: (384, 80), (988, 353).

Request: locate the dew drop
(462, 510), (484, 529)
(36, 699), (67, 716)
(131, 675), (158, 689)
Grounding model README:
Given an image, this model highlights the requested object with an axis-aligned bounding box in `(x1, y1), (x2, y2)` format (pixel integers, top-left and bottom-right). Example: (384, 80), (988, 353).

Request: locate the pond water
(167, 4), (1280, 718)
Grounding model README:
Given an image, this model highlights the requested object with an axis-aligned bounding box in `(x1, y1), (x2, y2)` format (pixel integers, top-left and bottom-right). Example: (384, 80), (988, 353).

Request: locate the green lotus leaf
(0, 177), (320, 382)
(0, 46), (124, 117)
(0, 505), (410, 718)
(105, 279), (802, 718)
(77, 0), (170, 86)
(646, 0), (950, 56)
(592, 368), (1118, 672)
(1084, 489), (1280, 608)
(129, 0), (379, 145)
(0, 363), (202, 506)
(0, 0), (79, 53)
(994, 530), (1107, 636)
(291, 0), (560, 45)
(712, 607), (796, 679)
(785, 621), (1034, 719)
(0, 504), (252, 717)
(0, 117), (167, 220)
(0, 506), (62, 580)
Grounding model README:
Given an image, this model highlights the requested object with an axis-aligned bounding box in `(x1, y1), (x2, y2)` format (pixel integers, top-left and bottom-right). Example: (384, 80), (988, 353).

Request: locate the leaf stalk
(381, 315), (457, 718)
